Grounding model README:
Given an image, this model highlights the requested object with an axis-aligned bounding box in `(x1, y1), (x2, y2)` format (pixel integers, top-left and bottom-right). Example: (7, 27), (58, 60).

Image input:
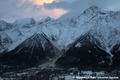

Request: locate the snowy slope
(36, 6), (120, 52)
(0, 20), (13, 31)
(0, 6), (120, 55)
(0, 32), (12, 53)
(0, 18), (38, 53)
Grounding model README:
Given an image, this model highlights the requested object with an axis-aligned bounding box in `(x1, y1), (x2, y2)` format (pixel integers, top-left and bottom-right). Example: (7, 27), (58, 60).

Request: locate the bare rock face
(56, 33), (110, 68)
(0, 33), (56, 71)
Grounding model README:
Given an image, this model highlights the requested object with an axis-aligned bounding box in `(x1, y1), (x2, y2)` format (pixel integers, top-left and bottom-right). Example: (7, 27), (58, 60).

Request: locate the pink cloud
(39, 7), (68, 19)
(0, 0), (68, 22)
(21, 0), (60, 5)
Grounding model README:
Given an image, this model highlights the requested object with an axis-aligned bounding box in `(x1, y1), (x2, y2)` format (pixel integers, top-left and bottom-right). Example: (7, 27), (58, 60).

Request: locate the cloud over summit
(0, 0), (120, 22)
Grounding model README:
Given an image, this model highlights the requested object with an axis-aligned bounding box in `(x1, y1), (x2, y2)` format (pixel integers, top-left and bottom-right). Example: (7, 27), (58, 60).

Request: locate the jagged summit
(84, 6), (102, 13)
(1, 6), (120, 52)
(21, 33), (52, 51)
(0, 20), (13, 31)
(0, 6), (120, 52)
(13, 17), (36, 27)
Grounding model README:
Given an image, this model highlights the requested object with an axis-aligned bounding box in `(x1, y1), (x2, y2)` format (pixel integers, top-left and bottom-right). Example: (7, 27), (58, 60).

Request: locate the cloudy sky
(0, 0), (120, 22)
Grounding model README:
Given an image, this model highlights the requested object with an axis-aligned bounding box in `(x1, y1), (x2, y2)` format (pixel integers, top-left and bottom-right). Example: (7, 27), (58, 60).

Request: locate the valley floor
(0, 67), (120, 80)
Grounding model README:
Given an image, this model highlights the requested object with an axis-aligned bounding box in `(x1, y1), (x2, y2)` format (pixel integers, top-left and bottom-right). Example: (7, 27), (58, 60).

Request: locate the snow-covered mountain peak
(1, 6), (120, 54)
(28, 33), (49, 41)
(0, 20), (13, 31)
(22, 33), (50, 48)
(37, 17), (55, 25)
(87, 6), (102, 12)
(81, 6), (107, 18)
(44, 17), (54, 22)
(13, 17), (36, 28)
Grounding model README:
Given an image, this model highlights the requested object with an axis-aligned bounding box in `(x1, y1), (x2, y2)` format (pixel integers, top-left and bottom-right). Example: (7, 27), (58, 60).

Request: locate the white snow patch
(75, 42), (81, 47)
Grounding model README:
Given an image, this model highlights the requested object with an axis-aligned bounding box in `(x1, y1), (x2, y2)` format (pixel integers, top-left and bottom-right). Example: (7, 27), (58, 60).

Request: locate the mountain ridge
(0, 6), (120, 69)
(1, 6), (120, 53)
